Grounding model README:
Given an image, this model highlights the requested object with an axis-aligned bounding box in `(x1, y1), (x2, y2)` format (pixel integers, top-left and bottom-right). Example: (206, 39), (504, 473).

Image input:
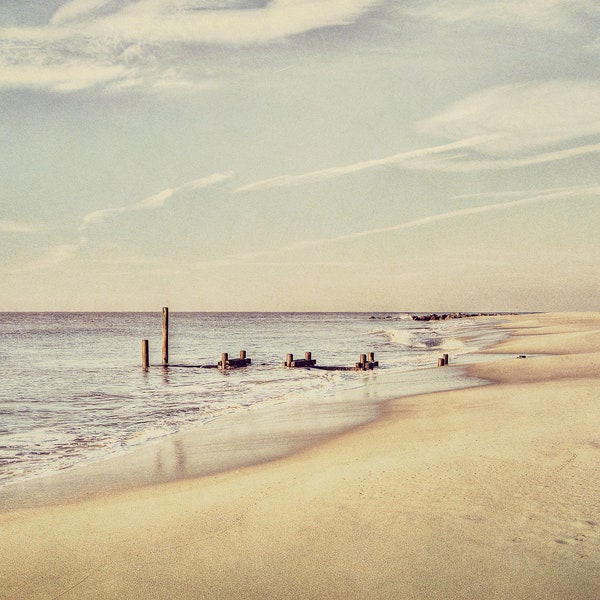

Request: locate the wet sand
(1, 313), (599, 599)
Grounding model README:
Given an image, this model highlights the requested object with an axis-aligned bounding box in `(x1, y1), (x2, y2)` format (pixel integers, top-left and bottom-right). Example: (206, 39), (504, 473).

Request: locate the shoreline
(0, 312), (502, 510)
(0, 340), (494, 512)
(2, 312), (599, 598)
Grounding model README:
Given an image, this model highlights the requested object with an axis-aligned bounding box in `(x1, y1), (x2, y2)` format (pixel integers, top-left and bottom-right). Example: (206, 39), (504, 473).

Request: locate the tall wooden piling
(286, 353), (293, 367)
(305, 352), (312, 361)
(162, 307), (169, 366)
(438, 357), (445, 367)
(240, 350), (247, 360)
(443, 353), (449, 365)
(142, 339), (149, 370)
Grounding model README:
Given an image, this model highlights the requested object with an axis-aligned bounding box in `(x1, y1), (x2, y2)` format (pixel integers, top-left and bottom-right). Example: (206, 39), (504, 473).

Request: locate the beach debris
(517, 355), (527, 359)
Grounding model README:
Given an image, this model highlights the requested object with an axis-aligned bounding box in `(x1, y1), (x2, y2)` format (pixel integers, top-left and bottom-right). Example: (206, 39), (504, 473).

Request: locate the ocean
(0, 312), (509, 496)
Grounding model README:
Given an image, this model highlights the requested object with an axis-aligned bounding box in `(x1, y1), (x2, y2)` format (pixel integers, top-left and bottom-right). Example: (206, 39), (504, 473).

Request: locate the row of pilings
(141, 308), (451, 371)
(141, 308), (381, 372)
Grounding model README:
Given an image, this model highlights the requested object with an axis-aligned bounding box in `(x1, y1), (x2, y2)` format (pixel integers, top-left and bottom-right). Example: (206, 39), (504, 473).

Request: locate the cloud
(41, 171), (234, 268)
(41, 242), (82, 266)
(78, 171), (232, 230)
(235, 140), (600, 192)
(236, 79), (600, 191)
(0, 219), (44, 233)
(235, 185), (600, 260)
(399, 142), (600, 173)
(80, 0), (385, 45)
(79, 207), (127, 231)
(51, 0), (115, 25)
(0, 57), (131, 92)
(406, 0), (587, 30)
(235, 137), (491, 192)
(134, 188), (175, 210)
(133, 172), (233, 210)
(417, 80), (600, 155)
(0, 0), (384, 93)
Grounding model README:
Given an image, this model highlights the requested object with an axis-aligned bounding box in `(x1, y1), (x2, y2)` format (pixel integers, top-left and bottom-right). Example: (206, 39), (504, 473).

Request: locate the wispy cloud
(235, 137), (492, 192)
(50, 0), (115, 26)
(133, 172), (233, 210)
(0, 57), (130, 92)
(32, 171), (230, 271)
(406, 0), (588, 30)
(79, 207), (127, 231)
(40, 242), (83, 266)
(0, 0), (384, 93)
(0, 219), (44, 233)
(236, 79), (600, 191)
(234, 185), (600, 260)
(77, 0), (385, 45)
(417, 80), (600, 155)
(79, 171), (232, 231)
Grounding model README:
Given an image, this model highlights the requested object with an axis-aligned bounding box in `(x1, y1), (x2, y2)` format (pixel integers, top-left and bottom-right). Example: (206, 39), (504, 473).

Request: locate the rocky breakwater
(411, 312), (509, 321)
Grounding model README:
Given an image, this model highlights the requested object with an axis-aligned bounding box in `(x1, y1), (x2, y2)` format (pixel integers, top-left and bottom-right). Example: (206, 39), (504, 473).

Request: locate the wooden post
(438, 357), (445, 367)
(286, 353), (293, 367)
(162, 307), (169, 366)
(305, 352), (312, 361)
(221, 353), (229, 368)
(142, 339), (149, 369)
(240, 350), (247, 360)
(368, 352), (375, 362)
(443, 353), (449, 365)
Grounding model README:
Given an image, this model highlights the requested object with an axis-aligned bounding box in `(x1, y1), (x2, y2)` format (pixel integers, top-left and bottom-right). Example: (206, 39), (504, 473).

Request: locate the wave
(370, 328), (429, 349)
(370, 329), (469, 355)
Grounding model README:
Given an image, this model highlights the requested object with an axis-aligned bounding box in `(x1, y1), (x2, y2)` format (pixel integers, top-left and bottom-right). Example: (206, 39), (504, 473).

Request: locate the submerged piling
(142, 339), (149, 370)
(219, 351), (251, 369)
(162, 307), (169, 366)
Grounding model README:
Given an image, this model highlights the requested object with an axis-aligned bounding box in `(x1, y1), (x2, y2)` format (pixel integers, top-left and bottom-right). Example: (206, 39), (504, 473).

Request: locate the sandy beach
(1, 312), (599, 599)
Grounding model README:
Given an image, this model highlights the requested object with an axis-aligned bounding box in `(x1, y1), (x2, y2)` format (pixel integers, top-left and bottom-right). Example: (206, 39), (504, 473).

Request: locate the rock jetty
(411, 312), (507, 321)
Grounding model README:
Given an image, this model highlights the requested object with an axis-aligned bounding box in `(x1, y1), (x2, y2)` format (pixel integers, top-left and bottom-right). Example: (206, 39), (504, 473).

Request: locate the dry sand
(1, 312), (599, 599)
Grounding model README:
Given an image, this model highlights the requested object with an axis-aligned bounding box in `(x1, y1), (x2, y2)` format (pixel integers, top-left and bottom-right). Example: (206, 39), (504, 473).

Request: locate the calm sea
(0, 312), (508, 489)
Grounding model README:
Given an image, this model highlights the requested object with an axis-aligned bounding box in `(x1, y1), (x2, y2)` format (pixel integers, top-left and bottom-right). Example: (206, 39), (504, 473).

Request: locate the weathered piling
(355, 352), (378, 370)
(162, 307), (169, 366)
(438, 357), (445, 367)
(218, 351), (252, 370)
(443, 353), (449, 365)
(142, 339), (149, 370)
(283, 352), (317, 368)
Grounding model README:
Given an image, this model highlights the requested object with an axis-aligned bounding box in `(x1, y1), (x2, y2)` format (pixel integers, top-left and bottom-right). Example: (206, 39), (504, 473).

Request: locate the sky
(1, 0), (599, 312)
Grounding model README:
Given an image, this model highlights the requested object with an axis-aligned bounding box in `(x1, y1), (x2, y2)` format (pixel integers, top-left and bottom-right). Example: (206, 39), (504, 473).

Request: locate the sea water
(0, 312), (509, 490)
